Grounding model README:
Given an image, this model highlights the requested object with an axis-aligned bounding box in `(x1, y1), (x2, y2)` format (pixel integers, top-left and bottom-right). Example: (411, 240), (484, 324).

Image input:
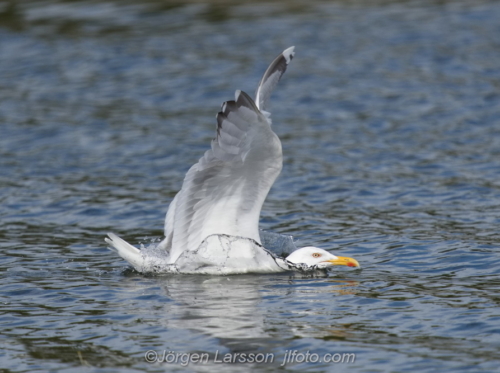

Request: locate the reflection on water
(154, 275), (359, 340)
(115, 272), (362, 371)
(1, 0), (500, 372)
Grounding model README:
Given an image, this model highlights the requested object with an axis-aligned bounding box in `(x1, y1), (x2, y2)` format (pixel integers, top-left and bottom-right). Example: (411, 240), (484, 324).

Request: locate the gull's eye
(312, 253), (321, 258)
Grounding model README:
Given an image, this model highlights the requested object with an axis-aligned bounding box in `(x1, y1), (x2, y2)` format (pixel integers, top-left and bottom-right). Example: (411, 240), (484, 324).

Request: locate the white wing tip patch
(283, 46), (295, 64)
(235, 90), (241, 101)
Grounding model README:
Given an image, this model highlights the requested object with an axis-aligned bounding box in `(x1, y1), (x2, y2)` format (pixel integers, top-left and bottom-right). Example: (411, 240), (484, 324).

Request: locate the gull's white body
(105, 47), (360, 274)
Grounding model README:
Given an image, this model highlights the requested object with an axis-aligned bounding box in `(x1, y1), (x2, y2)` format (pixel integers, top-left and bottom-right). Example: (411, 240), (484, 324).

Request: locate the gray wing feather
(255, 46), (295, 111)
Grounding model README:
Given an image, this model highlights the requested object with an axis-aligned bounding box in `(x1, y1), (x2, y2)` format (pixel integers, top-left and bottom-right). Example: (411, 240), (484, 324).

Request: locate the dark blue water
(1, 1), (500, 372)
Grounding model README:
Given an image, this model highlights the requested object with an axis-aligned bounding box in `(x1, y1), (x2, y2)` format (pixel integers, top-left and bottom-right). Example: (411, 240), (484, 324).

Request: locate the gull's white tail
(105, 233), (144, 272)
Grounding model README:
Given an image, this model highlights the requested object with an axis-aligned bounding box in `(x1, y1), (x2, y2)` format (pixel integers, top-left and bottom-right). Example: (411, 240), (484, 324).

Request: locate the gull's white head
(285, 247), (360, 269)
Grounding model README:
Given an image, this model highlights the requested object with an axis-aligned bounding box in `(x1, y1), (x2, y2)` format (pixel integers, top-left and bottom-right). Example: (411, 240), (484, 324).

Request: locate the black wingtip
(255, 47), (295, 111)
(282, 46), (295, 64)
(235, 90), (259, 112)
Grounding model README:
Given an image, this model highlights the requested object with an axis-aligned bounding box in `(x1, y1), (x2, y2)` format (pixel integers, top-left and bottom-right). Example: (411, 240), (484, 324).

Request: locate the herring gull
(105, 47), (360, 275)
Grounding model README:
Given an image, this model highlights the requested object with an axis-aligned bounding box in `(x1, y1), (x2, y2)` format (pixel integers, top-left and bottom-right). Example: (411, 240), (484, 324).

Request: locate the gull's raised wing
(160, 48), (295, 264)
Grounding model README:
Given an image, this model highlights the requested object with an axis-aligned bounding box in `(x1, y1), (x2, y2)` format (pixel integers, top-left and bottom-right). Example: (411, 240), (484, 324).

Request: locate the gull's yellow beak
(324, 256), (360, 268)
